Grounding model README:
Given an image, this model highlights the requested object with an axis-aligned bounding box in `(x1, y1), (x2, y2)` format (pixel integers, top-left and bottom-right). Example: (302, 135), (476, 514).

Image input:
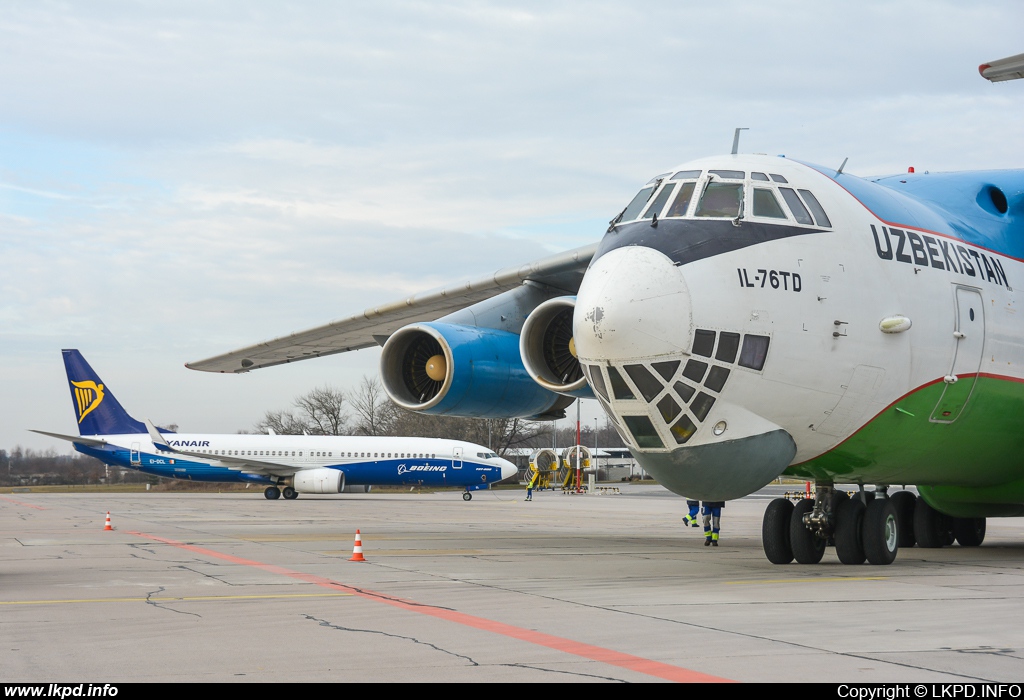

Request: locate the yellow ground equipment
(560, 445), (592, 491)
(526, 448), (560, 490)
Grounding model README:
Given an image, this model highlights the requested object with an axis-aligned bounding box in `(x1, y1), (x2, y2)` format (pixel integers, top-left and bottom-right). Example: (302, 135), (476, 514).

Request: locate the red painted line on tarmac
(129, 530), (730, 683)
(0, 496), (45, 509)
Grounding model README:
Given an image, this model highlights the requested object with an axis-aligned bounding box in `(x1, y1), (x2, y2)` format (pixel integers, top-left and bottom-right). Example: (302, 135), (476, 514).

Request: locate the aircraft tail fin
(62, 350), (147, 436)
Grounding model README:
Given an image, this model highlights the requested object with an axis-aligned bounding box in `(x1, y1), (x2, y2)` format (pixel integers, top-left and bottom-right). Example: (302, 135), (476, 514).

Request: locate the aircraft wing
(185, 242), (598, 373)
(980, 52), (1024, 82)
(144, 420), (303, 477)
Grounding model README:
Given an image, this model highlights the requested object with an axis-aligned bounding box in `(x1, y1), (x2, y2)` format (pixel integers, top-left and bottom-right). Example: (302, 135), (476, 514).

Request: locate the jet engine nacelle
(380, 322), (574, 419)
(293, 468), (344, 494)
(520, 296), (593, 398)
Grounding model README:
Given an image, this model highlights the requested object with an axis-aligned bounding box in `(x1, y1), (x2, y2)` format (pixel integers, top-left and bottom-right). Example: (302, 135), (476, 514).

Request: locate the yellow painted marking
(725, 577), (888, 585)
(0, 592), (353, 606)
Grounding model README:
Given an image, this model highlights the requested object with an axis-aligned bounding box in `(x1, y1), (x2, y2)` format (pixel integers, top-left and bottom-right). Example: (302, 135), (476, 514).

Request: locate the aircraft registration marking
(736, 268), (803, 291)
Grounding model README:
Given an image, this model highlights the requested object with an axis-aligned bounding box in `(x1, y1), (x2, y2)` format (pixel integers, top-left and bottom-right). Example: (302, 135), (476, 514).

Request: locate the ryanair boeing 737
(35, 350), (517, 501)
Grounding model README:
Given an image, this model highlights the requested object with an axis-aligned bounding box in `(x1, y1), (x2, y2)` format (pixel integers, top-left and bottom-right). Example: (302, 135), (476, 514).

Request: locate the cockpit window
(710, 169), (744, 180)
(798, 189), (832, 228)
(670, 169), (701, 180)
(770, 174), (789, 183)
(646, 173), (670, 185)
(619, 186), (656, 222)
(695, 182), (743, 218)
(779, 187), (813, 225)
(664, 182), (696, 217)
(752, 188), (787, 219)
(751, 172), (770, 181)
(641, 183), (678, 220)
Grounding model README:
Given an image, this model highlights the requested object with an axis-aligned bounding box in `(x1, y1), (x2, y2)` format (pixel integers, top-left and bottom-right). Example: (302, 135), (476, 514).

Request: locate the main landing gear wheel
(762, 498), (794, 564)
(264, 486), (281, 500)
(834, 497), (866, 565)
(863, 497), (899, 565)
(790, 498), (825, 564)
(463, 492), (472, 501)
(282, 487), (298, 500)
(888, 491), (917, 548)
(914, 498), (952, 548)
(953, 517), (986, 547)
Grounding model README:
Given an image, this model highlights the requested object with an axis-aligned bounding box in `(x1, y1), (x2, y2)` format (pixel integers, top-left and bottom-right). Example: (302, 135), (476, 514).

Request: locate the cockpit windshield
(695, 182), (743, 218)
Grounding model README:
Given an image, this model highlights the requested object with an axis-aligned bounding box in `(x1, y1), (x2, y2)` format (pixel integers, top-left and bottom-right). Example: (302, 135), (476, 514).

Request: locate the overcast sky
(3, 1), (1022, 451)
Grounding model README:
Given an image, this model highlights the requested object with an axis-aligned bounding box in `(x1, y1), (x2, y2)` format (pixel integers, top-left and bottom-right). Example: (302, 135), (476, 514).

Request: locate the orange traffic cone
(349, 529), (366, 562)
(104, 512), (113, 531)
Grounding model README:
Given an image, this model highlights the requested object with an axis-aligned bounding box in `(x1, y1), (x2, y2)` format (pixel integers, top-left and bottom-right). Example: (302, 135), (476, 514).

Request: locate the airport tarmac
(2, 484), (1024, 683)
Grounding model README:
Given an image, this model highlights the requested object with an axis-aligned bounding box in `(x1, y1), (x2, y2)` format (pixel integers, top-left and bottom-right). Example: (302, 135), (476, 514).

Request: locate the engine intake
(520, 296), (592, 397)
(380, 322), (572, 419)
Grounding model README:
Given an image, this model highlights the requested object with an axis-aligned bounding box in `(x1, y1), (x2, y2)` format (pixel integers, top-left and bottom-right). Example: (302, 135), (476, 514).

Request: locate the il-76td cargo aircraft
(189, 147), (1024, 565)
(35, 350), (516, 500)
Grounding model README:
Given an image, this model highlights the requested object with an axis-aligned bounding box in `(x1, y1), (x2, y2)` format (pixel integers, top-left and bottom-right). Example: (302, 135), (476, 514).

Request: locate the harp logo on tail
(72, 380), (105, 424)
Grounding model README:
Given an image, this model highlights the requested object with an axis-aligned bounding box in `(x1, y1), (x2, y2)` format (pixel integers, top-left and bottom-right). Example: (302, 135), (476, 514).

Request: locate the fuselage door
(130, 442), (141, 465)
(930, 286), (985, 423)
(453, 446), (463, 470)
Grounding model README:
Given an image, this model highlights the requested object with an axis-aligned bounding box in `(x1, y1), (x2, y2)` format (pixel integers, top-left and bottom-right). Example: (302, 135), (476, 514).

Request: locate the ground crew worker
(702, 501), (725, 546)
(525, 474), (536, 501)
(683, 499), (700, 527)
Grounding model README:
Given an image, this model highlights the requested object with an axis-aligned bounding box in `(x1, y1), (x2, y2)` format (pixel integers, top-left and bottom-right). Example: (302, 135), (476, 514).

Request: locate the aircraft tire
(762, 498), (794, 564)
(789, 498), (824, 564)
(953, 517), (986, 547)
(888, 491), (917, 548)
(282, 487), (298, 500)
(913, 498), (945, 548)
(863, 498), (899, 565)
(264, 486), (281, 500)
(463, 492), (472, 501)
(835, 497), (866, 564)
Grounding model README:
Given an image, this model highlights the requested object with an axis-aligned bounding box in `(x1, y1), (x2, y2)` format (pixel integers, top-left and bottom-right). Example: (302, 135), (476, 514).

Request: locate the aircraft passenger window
(769, 174), (788, 183)
(624, 364), (662, 402)
(657, 395), (681, 424)
(779, 188), (813, 225)
(704, 366), (730, 393)
(329, 452), (332, 457)
(752, 189), (786, 219)
(710, 169), (744, 179)
(607, 367), (635, 400)
(682, 359), (708, 383)
(670, 415), (697, 444)
(641, 183), (677, 220)
(670, 169), (701, 180)
(619, 186), (656, 222)
(751, 172), (770, 181)
(664, 182), (696, 218)
(715, 332), (740, 363)
(623, 415), (664, 449)
(695, 183), (743, 218)
(691, 392), (716, 422)
(798, 190), (832, 227)
(585, 365), (609, 402)
(692, 329), (715, 357)
(652, 360), (680, 381)
(738, 335), (770, 371)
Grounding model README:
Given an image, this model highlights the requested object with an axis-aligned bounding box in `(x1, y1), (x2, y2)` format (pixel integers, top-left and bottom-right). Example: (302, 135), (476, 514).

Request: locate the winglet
(145, 419), (175, 452)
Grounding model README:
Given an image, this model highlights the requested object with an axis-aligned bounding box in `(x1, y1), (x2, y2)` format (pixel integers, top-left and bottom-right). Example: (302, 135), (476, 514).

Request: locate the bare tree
(253, 409), (310, 435)
(350, 376), (400, 436)
(294, 386), (349, 435)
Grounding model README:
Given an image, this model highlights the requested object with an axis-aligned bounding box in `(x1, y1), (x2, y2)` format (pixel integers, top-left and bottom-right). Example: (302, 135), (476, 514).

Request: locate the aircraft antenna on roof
(731, 128), (749, 155)
(836, 157), (849, 176)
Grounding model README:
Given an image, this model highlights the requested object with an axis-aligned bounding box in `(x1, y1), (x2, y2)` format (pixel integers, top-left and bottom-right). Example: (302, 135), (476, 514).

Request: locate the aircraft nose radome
(500, 460), (518, 482)
(573, 246), (693, 363)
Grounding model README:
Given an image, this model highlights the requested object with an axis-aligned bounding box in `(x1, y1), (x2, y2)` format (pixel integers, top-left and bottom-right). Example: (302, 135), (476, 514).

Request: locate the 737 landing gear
(282, 487), (298, 500)
(264, 486), (281, 500)
(463, 491), (473, 501)
(762, 483), (899, 565)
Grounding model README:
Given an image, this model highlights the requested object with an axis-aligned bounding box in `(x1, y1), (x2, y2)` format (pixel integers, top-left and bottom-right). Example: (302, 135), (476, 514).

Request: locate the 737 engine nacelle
(520, 296), (593, 398)
(293, 468), (344, 494)
(380, 322), (574, 419)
